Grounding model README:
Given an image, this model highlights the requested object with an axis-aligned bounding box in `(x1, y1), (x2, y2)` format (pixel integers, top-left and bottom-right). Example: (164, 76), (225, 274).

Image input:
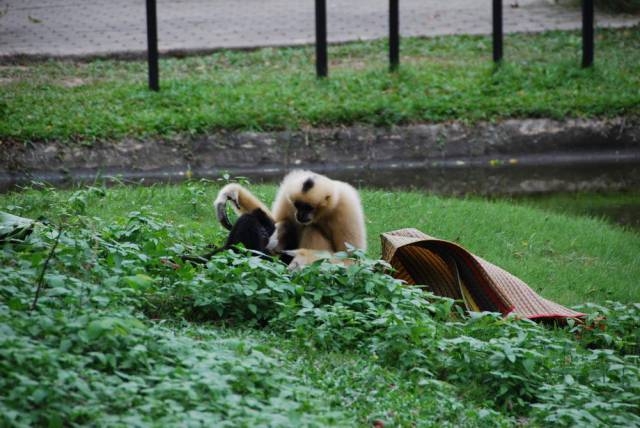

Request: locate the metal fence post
(582, 0), (594, 67)
(389, 0), (400, 71)
(315, 0), (328, 78)
(146, 0), (159, 91)
(492, 0), (503, 63)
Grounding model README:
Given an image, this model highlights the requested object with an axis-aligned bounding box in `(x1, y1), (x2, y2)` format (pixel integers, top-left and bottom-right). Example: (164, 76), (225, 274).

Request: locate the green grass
(595, 0), (640, 13)
(2, 183), (639, 427)
(2, 181), (638, 305)
(511, 191), (640, 231)
(1, 28), (639, 143)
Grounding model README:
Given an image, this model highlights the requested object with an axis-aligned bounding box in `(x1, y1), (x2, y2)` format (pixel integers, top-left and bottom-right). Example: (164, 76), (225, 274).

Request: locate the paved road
(0, 0), (638, 60)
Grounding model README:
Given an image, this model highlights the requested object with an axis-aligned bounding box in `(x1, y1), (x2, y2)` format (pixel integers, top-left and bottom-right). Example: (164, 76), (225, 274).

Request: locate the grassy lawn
(3, 182), (638, 304)
(512, 191), (640, 231)
(1, 183), (639, 426)
(1, 28), (639, 143)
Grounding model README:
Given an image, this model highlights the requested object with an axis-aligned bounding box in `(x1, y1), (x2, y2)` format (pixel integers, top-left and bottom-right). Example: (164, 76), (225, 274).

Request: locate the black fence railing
(582, 0), (594, 67)
(315, 0), (328, 78)
(493, 0), (503, 63)
(145, 0), (159, 91)
(389, 0), (400, 71)
(144, 0), (596, 91)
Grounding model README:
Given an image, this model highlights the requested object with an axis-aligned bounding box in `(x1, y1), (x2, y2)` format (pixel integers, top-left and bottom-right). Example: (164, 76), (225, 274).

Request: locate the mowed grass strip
(2, 182), (638, 305)
(1, 28), (639, 143)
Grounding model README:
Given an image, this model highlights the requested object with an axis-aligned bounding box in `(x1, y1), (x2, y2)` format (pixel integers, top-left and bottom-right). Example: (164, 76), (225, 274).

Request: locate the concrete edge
(2, 117), (640, 195)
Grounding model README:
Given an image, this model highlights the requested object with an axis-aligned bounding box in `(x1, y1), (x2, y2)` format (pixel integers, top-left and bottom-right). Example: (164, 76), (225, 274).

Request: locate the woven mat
(381, 228), (585, 320)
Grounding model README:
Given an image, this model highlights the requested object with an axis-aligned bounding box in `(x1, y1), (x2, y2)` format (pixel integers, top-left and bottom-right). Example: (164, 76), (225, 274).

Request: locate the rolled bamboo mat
(381, 228), (585, 320)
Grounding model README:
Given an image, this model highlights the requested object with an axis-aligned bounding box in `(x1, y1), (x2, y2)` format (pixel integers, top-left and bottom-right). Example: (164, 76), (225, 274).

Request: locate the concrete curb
(2, 117), (639, 194)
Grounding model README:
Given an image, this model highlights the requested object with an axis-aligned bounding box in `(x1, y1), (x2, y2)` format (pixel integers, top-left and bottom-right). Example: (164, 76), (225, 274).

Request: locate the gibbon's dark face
(294, 200), (315, 225)
(291, 175), (334, 225)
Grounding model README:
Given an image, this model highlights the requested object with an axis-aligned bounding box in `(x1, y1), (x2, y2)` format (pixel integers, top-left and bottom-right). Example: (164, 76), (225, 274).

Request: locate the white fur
(271, 170), (367, 253)
(214, 184), (239, 213)
(213, 170), (367, 268)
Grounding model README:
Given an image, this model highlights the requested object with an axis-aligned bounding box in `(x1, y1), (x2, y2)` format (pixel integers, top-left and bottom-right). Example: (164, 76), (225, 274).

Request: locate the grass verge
(511, 191), (640, 231)
(1, 181), (638, 305)
(1, 28), (639, 143)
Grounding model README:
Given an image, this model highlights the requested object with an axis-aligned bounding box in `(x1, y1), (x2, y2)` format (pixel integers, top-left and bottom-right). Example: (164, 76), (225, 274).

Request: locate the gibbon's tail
(214, 183), (272, 230)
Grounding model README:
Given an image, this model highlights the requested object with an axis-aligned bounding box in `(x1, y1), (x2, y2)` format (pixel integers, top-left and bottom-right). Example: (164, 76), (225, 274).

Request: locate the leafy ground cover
(1, 28), (639, 143)
(1, 182), (639, 427)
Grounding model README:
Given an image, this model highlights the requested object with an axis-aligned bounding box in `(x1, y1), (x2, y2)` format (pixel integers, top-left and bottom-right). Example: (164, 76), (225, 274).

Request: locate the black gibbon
(214, 170), (366, 268)
(181, 208), (275, 265)
(219, 207), (276, 255)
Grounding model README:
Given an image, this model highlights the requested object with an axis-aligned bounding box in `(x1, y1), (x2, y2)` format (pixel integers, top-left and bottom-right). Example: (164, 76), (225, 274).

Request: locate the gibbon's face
(288, 174), (337, 225)
(293, 200), (315, 225)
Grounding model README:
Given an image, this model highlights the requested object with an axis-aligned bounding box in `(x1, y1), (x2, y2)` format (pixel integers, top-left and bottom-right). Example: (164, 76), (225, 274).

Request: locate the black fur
(182, 208), (275, 264)
(278, 220), (300, 265)
(224, 208), (275, 253)
(301, 178), (314, 193)
(293, 200), (314, 224)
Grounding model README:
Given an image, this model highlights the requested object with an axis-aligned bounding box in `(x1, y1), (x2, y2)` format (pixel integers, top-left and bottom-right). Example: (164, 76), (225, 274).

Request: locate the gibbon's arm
(299, 225), (334, 252)
(271, 178), (296, 223)
(214, 183), (272, 230)
(267, 173), (301, 253)
(269, 225), (335, 266)
(285, 249), (354, 271)
(326, 182), (367, 252)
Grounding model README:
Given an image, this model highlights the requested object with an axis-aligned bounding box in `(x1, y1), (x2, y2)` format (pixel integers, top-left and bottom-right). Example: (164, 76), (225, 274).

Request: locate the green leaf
(86, 319), (113, 341)
(46, 274), (66, 288)
(122, 274), (155, 291)
(48, 414), (63, 428)
(503, 344), (516, 363)
(0, 211), (35, 242)
(522, 358), (535, 374)
(8, 297), (26, 311)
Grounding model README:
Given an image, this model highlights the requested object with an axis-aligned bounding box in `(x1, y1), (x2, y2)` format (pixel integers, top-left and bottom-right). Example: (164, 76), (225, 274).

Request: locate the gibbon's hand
(266, 221), (289, 253)
(214, 184), (242, 230)
(266, 230), (279, 253)
(284, 249), (332, 271)
(284, 248), (354, 271)
(214, 183), (273, 231)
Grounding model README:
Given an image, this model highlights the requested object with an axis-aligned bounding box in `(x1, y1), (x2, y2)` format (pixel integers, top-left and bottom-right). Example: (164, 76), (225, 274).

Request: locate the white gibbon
(214, 170), (367, 267)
